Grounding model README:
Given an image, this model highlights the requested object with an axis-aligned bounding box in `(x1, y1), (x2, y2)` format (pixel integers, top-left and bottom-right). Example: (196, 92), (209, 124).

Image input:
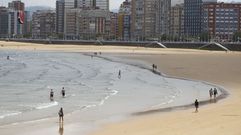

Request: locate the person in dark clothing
(195, 99), (199, 112)
(58, 107), (64, 123)
(209, 88), (213, 99)
(118, 70), (121, 79)
(50, 89), (54, 100)
(61, 87), (65, 97)
(213, 88), (218, 99)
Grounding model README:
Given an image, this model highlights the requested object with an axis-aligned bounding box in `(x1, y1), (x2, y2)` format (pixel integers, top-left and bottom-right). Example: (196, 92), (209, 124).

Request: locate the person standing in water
(195, 99), (199, 112)
(50, 89), (54, 100)
(58, 107), (64, 123)
(214, 88), (218, 99)
(61, 87), (65, 97)
(118, 70), (121, 79)
(209, 88), (213, 99)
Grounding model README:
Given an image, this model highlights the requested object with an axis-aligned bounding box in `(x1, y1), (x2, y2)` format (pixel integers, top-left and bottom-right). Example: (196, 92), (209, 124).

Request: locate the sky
(0, 0), (240, 10)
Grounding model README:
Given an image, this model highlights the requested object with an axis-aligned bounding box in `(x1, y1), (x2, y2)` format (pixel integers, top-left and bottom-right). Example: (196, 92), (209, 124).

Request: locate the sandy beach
(0, 41), (241, 135)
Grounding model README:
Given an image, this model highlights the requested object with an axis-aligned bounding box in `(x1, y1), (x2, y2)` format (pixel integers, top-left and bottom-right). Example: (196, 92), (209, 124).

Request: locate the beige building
(131, 0), (171, 41)
(170, 4), (184, 38)
(65, 9), (111, 39)
(32, 10), (56, 38)
(131, 0), (155, 40)
(118, 0), (131, 40)
(156, 0), (171, 37)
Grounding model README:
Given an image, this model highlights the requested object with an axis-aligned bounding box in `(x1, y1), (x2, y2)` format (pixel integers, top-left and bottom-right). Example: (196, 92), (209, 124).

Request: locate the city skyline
(0, 0), (122, 10)
(0, 0), (239, 11)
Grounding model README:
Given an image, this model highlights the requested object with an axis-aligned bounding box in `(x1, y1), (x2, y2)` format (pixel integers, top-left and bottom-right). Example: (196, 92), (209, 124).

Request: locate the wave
(35, 101), (58, 110)
(99, 89), (119, 106)
(0, 111), (22, 119)
(81, 104), (97, 110)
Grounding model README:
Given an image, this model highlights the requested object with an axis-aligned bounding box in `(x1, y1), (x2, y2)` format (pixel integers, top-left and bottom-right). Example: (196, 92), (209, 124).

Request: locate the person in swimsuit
(209, 88), (213, 99)
(58, 107), (64, 123)
(61, 87), (65, 97)
(50, 89), (54, 100)
(214, 88), (218, 99)
(195, 99), (199, 112)
(118, 70), (121, 79)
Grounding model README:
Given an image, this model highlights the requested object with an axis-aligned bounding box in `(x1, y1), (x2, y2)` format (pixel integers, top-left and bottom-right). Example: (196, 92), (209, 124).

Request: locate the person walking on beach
(209, 88), (213, 99)
(214, 88), (218, 99)
(195, 99), (199, 112)
(61, 87), (65, 97)
(118, 70), (121, 79)
(58, 107), (64, 123)
(50, 89), (54, 100)
(152, 64), (157, 72)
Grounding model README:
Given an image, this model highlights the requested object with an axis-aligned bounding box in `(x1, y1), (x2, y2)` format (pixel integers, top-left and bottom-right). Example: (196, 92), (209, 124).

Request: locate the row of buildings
(0, 1), (31, 38)
(1, 0), (241, 41)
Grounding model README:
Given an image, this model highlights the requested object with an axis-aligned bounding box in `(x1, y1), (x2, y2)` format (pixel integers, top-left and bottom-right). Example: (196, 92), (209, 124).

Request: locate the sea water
(0, 50), (219, 125)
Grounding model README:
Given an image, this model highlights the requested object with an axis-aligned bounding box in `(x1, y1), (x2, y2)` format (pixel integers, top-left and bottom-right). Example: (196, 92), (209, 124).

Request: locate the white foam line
(0, 112), (22, 119)
(111, 90), (119, 96)
(99, 90), (119, 106)
(35, 101), (58, 110)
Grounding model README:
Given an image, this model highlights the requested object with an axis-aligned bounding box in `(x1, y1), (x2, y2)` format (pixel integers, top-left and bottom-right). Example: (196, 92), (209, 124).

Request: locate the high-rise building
(203, 2), (241, 41)
(110, 12), (118, 40)
(184, 0), (217, 37)
(64, 0), (110, 38)
(0, 6), (26, 38)
(64, 9), (111, 39)
(170, 4), (184, 38)
(64, 0), (77, 9)
(8, 10), (23, 36)
(8, 0), (24, 11)
(95, 0), (109, 10)
(131, 0), (171, 40)
(118, 0), (131, 40)
(0, 7), (9, 38)
(56, 0), (65, 36)
(32, 10), (56, 38)
(156, 0), (171, 37)
(64, 0), (108, 9)
(131, 0), (155, 40)
(184, 0), (203, 37)
(8, 0), (25, 37)
(77, 0), (90, 8)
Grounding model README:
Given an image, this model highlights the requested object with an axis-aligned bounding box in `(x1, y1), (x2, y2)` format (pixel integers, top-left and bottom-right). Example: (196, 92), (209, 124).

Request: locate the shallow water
(0, 50), (217, 125)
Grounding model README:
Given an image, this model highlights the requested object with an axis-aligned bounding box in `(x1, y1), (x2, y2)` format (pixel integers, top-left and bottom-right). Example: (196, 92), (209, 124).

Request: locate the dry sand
(0, 41), (241, 135)
(91, 52), (241, 135)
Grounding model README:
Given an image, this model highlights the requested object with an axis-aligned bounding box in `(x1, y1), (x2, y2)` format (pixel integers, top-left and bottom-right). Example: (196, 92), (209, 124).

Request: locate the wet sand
(0, 41), (241, 135)
(91, 52), (241, 135)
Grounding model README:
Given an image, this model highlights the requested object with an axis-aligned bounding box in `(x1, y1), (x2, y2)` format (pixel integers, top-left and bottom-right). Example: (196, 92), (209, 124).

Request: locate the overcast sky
(0, 0), (240, 10)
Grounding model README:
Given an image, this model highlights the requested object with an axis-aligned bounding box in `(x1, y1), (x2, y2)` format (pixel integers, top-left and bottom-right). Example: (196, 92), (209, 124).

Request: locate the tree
(233, 31), (241, 42)
(199, 32), (210, 42)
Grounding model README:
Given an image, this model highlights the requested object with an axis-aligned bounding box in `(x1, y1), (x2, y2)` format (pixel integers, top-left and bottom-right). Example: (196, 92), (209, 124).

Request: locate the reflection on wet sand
(59, 122), (64, 135)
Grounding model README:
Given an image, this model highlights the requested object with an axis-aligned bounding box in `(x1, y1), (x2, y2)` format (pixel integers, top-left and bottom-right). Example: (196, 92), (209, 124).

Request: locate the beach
(0, 41), (241, 135)
(91, 51), (241, 135)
